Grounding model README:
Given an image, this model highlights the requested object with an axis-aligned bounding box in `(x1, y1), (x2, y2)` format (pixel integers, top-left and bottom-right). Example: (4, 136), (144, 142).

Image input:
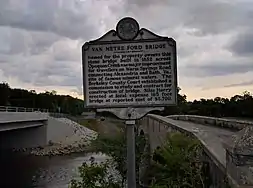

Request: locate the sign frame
(82, 24), (177, 109)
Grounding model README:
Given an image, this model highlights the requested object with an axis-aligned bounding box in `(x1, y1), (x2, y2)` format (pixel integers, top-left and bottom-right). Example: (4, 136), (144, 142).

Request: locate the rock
(29, 117), (98, 156)
(48, 140), (54, 146)
(38, 146), (44, 149)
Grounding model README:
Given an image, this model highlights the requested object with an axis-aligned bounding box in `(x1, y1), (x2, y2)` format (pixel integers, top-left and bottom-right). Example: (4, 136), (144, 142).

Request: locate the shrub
(69, 157), (121, 188)
(150, 132), (205, 188)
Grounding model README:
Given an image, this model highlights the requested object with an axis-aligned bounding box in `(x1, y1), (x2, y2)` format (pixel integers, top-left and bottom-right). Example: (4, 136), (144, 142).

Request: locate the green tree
(90, 131), (147, 187)
(70, 131), (212, 187)
(150, 133), (205, 188)
(2, 82), (84, 114)
(0, 82), (10, 105)
(69, 157), (120, 188)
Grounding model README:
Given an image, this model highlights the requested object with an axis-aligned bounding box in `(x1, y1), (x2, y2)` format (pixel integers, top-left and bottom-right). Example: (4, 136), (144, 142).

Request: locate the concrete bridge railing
(168, 115), (253, 131)
(0, 106), (49, 113)
(138, 114), (253, 188)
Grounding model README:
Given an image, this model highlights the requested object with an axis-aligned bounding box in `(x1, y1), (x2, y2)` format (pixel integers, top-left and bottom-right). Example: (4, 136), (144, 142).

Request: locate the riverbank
(14, 117), (98, 156)
(12, 116), (123, 156)
(1, 116), (122, 188)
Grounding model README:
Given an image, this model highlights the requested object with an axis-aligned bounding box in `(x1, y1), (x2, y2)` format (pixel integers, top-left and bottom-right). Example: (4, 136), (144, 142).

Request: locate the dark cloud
(0, 52), (81, 87)
(52, 41), (81, 62)
(34, 74), (82, 87)
(0, 26), (63, 55)
(125, 0), (167, 7)
(227, 30), (253, 57)
(224, 80), (253, 88)
(182, 63), (253, 77)
(122, 0), (250, 36)
(34, 60), (82, 86)
(0, 54), (9, 63)
(29, 32), (62, 55)
(178, 45), (197, 57)
(0, 0), (97, 40)
(182, 1), (242, 35)
(0, 0), (253, 95)
(0, 26), (82, 87)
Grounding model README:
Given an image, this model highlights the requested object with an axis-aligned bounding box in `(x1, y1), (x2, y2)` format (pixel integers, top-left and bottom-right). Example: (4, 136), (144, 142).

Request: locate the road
(151, 115), (236, 167)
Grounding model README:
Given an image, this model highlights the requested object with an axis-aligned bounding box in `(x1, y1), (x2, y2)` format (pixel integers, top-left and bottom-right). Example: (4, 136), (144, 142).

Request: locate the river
(0, 150), (109, 188)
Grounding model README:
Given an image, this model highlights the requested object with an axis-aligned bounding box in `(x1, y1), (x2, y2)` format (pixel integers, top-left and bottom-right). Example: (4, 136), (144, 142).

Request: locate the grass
(78, 119), (100, 132)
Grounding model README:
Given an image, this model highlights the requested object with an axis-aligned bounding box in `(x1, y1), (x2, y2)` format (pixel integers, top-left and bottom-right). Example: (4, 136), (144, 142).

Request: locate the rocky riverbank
(14, 117), (98, 156)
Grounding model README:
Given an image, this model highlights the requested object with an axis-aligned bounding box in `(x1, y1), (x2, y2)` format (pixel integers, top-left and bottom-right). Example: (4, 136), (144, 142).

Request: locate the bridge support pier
(0, 121), (48, 150)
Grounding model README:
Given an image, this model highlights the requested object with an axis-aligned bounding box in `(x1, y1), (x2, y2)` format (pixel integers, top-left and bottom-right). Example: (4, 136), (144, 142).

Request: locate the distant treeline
(1, 82), (253, 118)
(157, 89), (253, 118)
(0, 82), (84, 115)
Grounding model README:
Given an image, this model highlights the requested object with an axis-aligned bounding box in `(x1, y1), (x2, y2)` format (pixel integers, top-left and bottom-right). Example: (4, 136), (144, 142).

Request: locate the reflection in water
(0, 150), (108, 188)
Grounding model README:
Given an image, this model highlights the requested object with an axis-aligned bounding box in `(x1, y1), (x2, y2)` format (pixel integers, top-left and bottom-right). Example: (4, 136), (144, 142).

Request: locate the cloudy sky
(0, 0), (253, 101)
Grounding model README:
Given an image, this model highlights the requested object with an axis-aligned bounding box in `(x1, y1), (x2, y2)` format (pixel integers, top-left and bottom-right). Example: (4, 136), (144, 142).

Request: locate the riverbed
(0, 151), (108, 188)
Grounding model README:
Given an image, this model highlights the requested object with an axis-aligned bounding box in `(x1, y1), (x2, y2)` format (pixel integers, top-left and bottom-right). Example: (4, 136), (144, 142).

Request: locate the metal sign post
(125, 119), (136, 188)
(82, 17), (177, 188)
(97, 108), (164, 188)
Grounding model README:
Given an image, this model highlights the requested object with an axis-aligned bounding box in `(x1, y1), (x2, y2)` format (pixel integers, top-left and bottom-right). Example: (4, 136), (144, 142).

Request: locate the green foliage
(2, 82), (253, 118)
(90, 133), (127, 186)
(152, 88), (253, 118)
(0, 82), (10, 106)
(79, 119), (100, 132)
(150, 133), (205, 188)
(70, 131), (231, 187)
(90, 131), (147, 187)
(0, 82), (84, 115)
(69, 157), (121, 188)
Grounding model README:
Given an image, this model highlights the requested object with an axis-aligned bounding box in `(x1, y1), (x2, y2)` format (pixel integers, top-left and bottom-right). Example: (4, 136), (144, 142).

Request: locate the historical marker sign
(82, 17), (177, 109)
(82, 17), (177, 188)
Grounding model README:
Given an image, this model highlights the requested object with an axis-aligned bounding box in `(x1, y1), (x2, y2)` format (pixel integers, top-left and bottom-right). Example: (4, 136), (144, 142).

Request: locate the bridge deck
(0, 112), (48, 132)
(0, 112), (47, 124)
(151, 115), (235, 169)
(171, 119), (233, 166)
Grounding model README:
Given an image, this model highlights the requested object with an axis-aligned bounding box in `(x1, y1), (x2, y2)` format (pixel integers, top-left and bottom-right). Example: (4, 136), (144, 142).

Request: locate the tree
(90, 131), (147, 187)
(0, 82), (10, 105)
(69, 157), (121, 188)
(149, 133), (205, 188)
(1, 82), (84, 114)
(3, 81), (253, 119)
(70, 131), (215, 187)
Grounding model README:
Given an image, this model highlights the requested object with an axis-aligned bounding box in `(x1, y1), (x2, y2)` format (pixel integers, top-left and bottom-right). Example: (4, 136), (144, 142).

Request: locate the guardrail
(0, 106), (49, 113)
(167, 115), (253, 131)
(139, 114), (253, 188)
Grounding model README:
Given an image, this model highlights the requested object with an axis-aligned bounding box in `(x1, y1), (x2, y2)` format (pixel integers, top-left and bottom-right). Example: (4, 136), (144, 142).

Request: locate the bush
(150, 132), (205, 188)
(70, 131), (211, 188)
(90, 131), (147, 187)
(69, 157), (121, 188)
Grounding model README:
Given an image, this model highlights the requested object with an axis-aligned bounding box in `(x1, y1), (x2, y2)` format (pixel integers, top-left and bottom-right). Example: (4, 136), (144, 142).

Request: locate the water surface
(0, 151), (108, 188)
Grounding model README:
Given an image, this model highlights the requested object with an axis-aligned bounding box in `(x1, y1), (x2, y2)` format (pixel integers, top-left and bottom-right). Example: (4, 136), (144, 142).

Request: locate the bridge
(0, 111), (48, 149)
(138, 114), (253, 188)
(0, 106), (49, 149)
(0, 106), (95, 150)
(0, 106), (252, 187)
